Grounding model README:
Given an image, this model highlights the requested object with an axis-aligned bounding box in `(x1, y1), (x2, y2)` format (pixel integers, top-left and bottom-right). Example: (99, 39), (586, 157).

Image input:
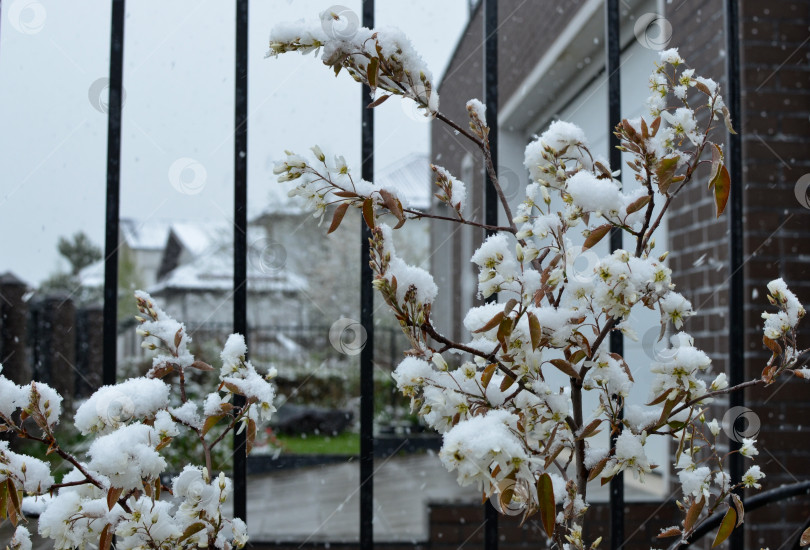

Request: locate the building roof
(119, 218), (172, 251)
(149, 226), (306, 294)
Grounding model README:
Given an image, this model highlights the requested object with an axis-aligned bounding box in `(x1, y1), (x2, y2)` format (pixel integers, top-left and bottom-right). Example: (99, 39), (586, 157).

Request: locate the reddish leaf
(189, 360), (215, 371)
(625, 195), (652, 215)
(582, 224), (611, 251)
(655, 156), (679, 194)
(658, 526), (682, 538)
(801, 526), (810, 546)
(328, 202), (351, 234)
(107, 486), (123, 511)
(481, 364), (497, 389)
(99, 524), (113, 550)
(549, 359), (580, 380)
(473, 311), (504, 334)
(763, 335), (782, 356)
(528, 312), (542, 351)
(684, 496), (705, 534)
(711, 164), (731, 217)
(202, 414), (224, 436)
(537, 473), (556, 537)
(500, 372), (516, 392)
(362, 198), (375, 229)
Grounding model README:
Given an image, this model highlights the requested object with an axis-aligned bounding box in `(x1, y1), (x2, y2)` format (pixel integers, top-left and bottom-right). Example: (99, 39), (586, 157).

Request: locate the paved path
(247, 453), (478, 543)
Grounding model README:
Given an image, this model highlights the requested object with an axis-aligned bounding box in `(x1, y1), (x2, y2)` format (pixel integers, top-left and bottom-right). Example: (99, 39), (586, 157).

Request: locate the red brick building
(430, 1), (810, 548)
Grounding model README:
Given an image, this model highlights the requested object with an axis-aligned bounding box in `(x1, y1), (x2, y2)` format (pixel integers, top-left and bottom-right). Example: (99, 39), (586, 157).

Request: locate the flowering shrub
(0, 292), (276, 550)
(268, 10), (808, 548)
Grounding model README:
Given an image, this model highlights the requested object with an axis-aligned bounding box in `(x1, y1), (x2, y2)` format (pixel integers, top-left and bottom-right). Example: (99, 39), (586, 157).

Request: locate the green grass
(276, 431), (360, 455)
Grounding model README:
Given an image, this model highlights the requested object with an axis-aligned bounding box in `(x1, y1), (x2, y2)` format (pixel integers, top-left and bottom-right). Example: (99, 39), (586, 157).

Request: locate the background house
(431, 0), (810, 547)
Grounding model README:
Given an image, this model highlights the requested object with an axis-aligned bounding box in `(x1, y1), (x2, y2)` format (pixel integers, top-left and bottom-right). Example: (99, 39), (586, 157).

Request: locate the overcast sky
(0, 0), (469, 286)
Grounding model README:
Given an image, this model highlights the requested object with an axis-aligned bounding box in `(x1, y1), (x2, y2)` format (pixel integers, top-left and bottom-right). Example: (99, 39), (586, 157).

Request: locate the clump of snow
(87, 423), (167, 491)
(74, 377), (170, 435)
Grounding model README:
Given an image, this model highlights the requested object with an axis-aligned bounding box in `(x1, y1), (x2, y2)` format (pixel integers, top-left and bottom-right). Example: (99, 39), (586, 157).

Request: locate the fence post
(360, 2), (376, 548)
(0, 272), (30, 384)
(76, 305), (104, 397)
(36, 295), (77, 411)
(605, 1), (625, 548)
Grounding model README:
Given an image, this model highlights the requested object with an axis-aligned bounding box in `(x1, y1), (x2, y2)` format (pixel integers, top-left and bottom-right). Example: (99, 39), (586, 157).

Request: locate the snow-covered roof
(169, 221), (230, 258)
(149, 227), (307, 294)
(119, 219), (171, 251)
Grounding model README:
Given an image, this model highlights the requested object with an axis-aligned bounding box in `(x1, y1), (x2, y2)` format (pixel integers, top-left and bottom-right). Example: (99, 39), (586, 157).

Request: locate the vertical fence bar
(360, 2), (375, 548)
(483, 1), (499, 548)
(233, 0), (249, 524)
(605, 1), (624, 548)
(724, 1), (744, 548)
(103, 0), (126, 387)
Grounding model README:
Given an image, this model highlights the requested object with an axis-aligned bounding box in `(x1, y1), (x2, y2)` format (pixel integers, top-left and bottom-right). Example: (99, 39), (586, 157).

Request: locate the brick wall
(430, 1), (810, 548)
(738, 1), (810, 547)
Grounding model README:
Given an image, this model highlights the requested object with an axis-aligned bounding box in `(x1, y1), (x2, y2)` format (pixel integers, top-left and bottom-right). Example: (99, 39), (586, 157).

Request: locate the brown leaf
(367, 93), (392, 108)
(362, 198), (375, 229)
(650, 116), (662, 136)
(174, 328), (183, 349)
(588, 456), (609, 482)
(582, 224), (611, 251)
(328, 202), (351, 234)
(107, 486), (123, 511)
(473, 311), (504, 334)
(503, 298), (518, 317)
(99, 524), (113, 550)
(712, 506), (737, 547)
(657, 526), (682, 538)
(367, 57), (378, 90)
(722, 106), (737, 134)
(711, 164), (731, 217)
(576, 419), (603, 440)
(549, 359), (580, 380)
(189, 360), (215, 372)
(537, 473), (556, 537)
(625, 195), (652, 215)
(731, 493), (744, 527)
(481, 363), (497, 389)
(202, 414), (224, 436)
(179, 522), (207, 543)
(528, 312), (542, 351)
(500, 372), (516, 392)
(655, 156), (679, 194)
(684, 496), (705, 534)
(763, 335), (782, 356)
(694, 80), (713, 96)
(801, 526), (810, 546)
